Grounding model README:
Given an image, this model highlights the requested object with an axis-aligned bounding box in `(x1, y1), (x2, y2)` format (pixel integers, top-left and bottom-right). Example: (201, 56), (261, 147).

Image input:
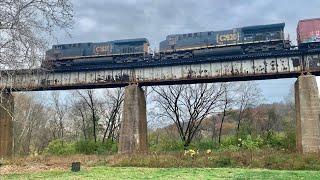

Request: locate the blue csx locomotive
(43, 23), (290, 68)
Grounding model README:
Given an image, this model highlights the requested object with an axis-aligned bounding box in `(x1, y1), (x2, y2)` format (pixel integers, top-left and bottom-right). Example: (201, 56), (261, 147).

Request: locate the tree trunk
(236, 109), (243, 139)
(211, 116), (216, 141)
(218, 108), (227, 144)
(92, 110), (97, 142)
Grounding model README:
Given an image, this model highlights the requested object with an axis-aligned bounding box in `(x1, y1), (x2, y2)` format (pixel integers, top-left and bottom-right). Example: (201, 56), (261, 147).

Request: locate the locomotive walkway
(1, 48), (320, 156)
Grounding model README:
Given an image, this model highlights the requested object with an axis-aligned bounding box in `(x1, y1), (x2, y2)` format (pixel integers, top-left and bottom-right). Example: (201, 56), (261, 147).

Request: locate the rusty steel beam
(0, 53), (320, 91)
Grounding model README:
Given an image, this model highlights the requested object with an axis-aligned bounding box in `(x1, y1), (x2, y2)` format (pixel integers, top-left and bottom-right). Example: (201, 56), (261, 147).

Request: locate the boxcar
(297, 18), (320, 49)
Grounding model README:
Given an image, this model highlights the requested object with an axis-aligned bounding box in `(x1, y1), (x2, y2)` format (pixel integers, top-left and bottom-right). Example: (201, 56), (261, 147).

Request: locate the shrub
(75, 140), (97, 154)
(191, 139), (219, 151)
(283, 130), (296, 151)
(220, 136), (238, 147)
(45, 139), (76, 155)
(75, 140), (117, 154)
(149, 135), (184, 152)
(241, 135), (263, 150)
(262, 131), (296, 151)
(263, 131), (284, 148)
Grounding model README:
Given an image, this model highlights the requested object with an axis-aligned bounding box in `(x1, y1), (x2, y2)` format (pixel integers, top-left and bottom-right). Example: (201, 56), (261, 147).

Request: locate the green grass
(3, 167), (320, 180)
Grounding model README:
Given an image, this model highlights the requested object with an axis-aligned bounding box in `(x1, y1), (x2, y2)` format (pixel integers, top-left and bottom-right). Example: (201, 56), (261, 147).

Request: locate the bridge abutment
(0, 92), (14, 157)
(295, 75), (320, 153)
(118, 85), (148, 154)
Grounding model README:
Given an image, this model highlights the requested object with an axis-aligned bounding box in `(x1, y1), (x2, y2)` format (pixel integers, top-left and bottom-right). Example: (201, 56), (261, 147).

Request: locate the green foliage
(148, 130), (295, 153)
(148, 134), (184, 152)
(262, 131), (296, 150)
(45, 139), (76, 155)
(219, 136), (240, 151)
(45, 139), (117, 155)
(75, 139), (117, 154)
(264, 131), (283, 148)
(284, 129), (296, 150)
(191, 139), (219, 151)
(241, 135), (263, 150)
(220, 136), (238, 147)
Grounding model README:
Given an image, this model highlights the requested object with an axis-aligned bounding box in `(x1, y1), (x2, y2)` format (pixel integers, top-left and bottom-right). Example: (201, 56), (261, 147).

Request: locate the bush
(191, 139), (219, 151)
(149, 135), (184, 152)
(220, 136), (238, 147)
(45, 139), (76, 155)
(283, 130), (296, 150)
(241, 135), (263, 150)
(262, 131), (296, 150)
(75, 140), (117, 154)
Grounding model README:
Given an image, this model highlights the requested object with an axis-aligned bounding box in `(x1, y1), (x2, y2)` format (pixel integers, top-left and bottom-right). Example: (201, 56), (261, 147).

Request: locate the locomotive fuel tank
(193, 46), (243, 57)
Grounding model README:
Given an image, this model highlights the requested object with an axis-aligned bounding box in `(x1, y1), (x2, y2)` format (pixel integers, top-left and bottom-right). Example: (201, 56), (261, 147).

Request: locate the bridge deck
(1, 49), (320, 91)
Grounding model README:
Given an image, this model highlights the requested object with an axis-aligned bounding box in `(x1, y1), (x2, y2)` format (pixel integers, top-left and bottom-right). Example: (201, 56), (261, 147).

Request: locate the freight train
(43, 18), (320, 69)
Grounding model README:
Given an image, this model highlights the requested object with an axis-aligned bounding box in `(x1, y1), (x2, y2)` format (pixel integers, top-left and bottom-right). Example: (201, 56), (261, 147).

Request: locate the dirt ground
(0, 155), (108, 175)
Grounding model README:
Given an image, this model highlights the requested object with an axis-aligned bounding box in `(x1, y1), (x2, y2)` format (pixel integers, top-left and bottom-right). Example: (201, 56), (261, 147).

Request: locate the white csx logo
(95, 45), (111, 54)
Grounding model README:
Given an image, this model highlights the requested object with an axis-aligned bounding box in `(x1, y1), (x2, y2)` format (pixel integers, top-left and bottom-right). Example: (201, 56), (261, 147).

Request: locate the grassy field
(3, 167), (320, 180)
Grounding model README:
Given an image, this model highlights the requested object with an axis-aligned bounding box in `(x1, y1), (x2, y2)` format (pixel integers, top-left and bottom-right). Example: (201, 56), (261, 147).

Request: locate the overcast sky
(56, 0), (320, 102)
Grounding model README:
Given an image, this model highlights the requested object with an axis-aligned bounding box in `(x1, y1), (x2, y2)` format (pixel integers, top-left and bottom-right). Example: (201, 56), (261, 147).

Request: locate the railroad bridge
(1, 49), (320, 156)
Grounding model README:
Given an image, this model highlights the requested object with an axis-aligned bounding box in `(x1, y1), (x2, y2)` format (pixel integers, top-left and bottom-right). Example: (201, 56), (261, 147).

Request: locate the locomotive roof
(52, 38), (149, 47)
(113, 38), (149, 44)
(166, 23), (285, 39)
(242, 23), (285, 31)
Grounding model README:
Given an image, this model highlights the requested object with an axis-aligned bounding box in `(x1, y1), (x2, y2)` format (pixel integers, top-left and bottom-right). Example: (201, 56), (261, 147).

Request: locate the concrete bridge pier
(118, 84), (148, 154)
(295, 75), (320, 153)
(0, 92), (14, 157)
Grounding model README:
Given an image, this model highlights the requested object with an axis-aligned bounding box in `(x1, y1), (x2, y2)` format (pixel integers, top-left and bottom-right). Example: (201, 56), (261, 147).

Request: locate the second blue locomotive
(159, 23), (290, 60)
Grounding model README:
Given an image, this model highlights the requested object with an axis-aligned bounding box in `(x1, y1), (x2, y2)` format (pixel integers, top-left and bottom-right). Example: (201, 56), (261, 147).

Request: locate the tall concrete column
(0, 92), (14, 157)
(295, 75), (320, 153)
(118, 85), (148, 154)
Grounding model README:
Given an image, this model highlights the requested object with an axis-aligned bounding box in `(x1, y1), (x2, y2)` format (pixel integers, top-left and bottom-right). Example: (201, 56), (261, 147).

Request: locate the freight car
(159, 23), (291, 60)
(297, 18), (320, 49)
(42, 38), (149, 68)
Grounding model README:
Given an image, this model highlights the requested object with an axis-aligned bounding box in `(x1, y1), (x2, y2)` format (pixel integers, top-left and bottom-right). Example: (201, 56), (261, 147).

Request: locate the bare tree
(70, 98), (90, 140)
(152, 84), (224, 148)
(234, 82), (262, 138)
(101, 88), (124, 142)
(0, 0), (74, 69)
(76, 90), (100, 142)
(13, 92), (51, 154)
(218, 83), (235, 144)
(50, 92), (67, 140)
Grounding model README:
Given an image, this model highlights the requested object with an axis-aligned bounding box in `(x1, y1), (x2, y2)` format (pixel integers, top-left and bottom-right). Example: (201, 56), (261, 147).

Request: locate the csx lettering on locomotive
(217, 33), (239, 44)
